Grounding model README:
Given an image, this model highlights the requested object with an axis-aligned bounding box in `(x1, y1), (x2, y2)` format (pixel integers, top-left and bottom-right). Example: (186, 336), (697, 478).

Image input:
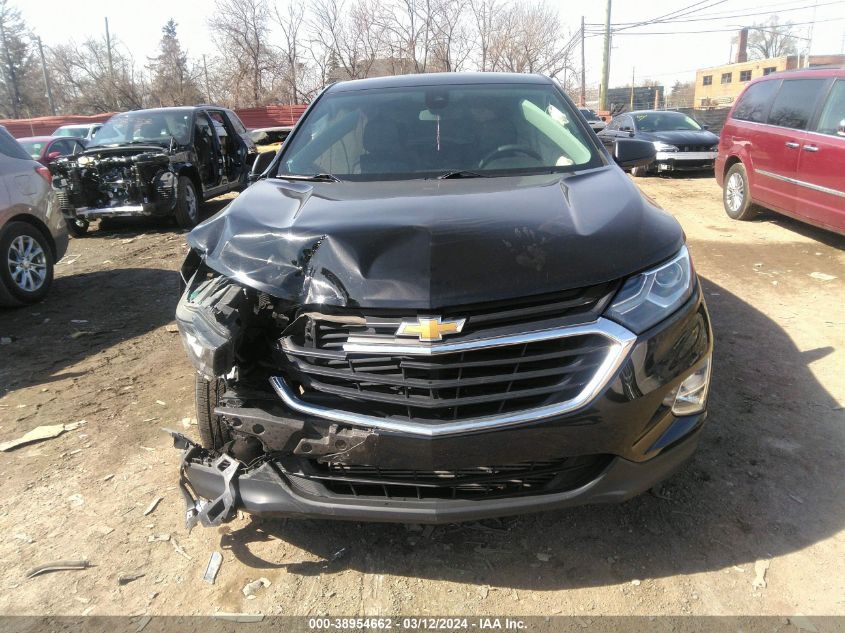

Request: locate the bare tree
(0, 0), (44, 118)
(274, 1), (307, 102)
(310, 0), (381, 81)
(468, 0), (501, 72)
(488, 2), (573, 77)
(208, 0), (273, 107)
(748, 17), (799, 60)
(428, 0), (472, 72)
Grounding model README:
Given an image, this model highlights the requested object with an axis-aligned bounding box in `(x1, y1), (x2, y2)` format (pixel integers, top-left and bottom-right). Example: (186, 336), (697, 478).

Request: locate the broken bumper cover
(70, 204), (160, 219)
(171, 426), (702, 525)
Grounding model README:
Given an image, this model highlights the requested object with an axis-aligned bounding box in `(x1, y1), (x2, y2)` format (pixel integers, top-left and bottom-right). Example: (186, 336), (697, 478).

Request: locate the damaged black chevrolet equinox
(171, 73), (713, 528)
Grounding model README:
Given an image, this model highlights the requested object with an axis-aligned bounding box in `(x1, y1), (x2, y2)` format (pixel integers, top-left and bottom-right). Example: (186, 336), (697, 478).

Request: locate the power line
(611, 0), (729, 33)
(586, 15), (845, 35)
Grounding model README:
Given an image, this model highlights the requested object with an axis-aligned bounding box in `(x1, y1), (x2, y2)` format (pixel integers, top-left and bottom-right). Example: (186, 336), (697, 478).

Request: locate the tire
(66, 218), (89, 237)
(195, 373), (231, 449)
(174, 176), (200, 229)
(723, 163), (758, 221)
(631, 165), (650, 178)
(0, 222), (55, 307)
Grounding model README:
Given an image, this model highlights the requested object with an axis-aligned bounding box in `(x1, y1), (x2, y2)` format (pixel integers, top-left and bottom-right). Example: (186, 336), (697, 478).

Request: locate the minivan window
(0, 128), (32, 161)
(732, 80), (780, 123)
(767, 79), (828, 130)
(278, 84), (601, 180)
(816, 79), (845, 136)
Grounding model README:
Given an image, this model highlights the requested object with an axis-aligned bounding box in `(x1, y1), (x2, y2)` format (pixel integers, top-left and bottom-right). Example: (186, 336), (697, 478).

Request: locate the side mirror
(613, 139), (656, 170)
(47, 151), (62, 161)
(247, 150), (276, 183)
(838, 120), (845, 137)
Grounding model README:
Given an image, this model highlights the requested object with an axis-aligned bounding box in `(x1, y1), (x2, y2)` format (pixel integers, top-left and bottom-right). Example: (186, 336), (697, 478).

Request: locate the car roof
(625, 110), (687, 116)
(55, 123), (98, 128)
(17, 136), (55, 142)
(329, 72), (553, 93)
(747, 66), (845, 86)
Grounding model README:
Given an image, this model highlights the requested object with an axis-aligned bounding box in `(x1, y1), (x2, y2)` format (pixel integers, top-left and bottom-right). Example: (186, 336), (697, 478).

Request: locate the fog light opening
(670, 355), (712, 416)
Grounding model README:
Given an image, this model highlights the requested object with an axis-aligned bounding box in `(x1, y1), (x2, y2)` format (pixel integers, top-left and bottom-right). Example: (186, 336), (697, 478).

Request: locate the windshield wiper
(278, 173), (343, 182)
(436, 170), (490, 179)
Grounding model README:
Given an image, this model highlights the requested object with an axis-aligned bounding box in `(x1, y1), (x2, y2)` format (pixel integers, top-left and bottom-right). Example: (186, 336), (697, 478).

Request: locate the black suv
(172, 73), (713, 527)
(50, 106), (257, 234)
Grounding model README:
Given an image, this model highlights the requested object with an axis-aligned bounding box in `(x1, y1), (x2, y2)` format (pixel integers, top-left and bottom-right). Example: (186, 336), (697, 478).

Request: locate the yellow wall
(694, 57), (792, 108)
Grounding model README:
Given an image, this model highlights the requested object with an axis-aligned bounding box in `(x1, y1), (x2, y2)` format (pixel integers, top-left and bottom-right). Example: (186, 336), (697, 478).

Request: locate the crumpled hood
(638, 129), (719, 147)
(188, 168), (684, 309)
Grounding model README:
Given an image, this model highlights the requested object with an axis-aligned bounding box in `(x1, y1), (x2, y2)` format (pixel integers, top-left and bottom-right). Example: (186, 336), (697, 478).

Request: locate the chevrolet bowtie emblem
(396, 316), (466, 342)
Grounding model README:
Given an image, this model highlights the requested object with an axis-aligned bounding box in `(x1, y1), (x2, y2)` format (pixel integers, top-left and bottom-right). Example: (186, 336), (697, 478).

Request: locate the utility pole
(629, 67), (634, 110)
(36, 37), (56, 116)
(203, 55), (211, 103)
(580, 16), (586, 106)
(599, 0), (612, 112)
(105, 17), (115, 108)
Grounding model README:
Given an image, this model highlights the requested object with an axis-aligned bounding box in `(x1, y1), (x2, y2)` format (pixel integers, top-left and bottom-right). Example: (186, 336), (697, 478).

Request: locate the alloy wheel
(185, 184), (198, 222)
(7, 235), (47, 293)
(726, 172), (745, 212)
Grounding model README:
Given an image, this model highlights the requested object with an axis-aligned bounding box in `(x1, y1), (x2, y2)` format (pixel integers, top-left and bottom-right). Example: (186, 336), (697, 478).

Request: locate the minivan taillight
(34, 165), (51, 184)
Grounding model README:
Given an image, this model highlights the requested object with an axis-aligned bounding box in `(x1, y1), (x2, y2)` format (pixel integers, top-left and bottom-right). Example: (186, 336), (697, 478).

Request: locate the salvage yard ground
(0, 176), (843, 618)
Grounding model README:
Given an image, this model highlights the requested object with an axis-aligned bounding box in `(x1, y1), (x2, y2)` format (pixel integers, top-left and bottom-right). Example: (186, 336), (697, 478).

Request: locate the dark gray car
(0, 126), (68, 306)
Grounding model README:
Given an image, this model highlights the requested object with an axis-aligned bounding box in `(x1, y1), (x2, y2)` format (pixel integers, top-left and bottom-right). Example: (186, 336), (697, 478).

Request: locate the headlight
(653, 142), (679, 153)
(605, 246), (694, 333)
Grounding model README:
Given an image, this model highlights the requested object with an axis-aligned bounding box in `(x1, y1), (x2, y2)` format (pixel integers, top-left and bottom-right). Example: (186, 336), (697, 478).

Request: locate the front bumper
(173, 288), (712, 526)
(654, 151), (718, 172)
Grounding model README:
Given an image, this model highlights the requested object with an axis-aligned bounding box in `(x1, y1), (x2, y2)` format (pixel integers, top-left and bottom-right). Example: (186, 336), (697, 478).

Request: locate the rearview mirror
(248, 151), (276, 183)
(613, 139), (656, 170)
(838, 119), (845, 137)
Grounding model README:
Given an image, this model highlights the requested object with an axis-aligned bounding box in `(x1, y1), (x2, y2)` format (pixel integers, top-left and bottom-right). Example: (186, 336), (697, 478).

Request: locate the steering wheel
(478, 144), (543, 169)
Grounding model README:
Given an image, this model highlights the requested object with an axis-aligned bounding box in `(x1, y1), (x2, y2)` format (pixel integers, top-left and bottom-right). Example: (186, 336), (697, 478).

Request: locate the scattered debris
(631, 579), (641, 586)
(536, 553), (551, 562)
(143, 496), (163, 516)
(70, 331), (93, 339)
(478, 586), (489, 599)
(752, 559), (770, 589)
(330, 547), (349, 562)
(26, 560), (91, 579)
(242, 577), (271, 599)
(203, 552), (223, 584)
(213, 614), (265, 623)
(148, 533), (171, 543)
(95, 525), (114, 535)
(0, 336), (12, 345)
(155, 400), (167, 406)
(102, 474), (115, 482)
(118, 571), (145, 585)
(70, 319), (89, 324)
(135, 615), (152, 632)
(809, 272), (836, 282)
(67, 494), (85, 507)
(171, 538), (191, 560)
(0, 422), (80, 452)
(165, 324), (179, 333)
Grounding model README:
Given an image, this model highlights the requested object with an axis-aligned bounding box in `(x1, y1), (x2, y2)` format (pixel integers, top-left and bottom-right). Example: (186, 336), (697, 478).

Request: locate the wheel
(631, 165), (650, 178)
(723, 163), (758, 221)
(195, 373), (231, 449)
(174, 176), (200, 229)
(66, 218), (89, 237)
(0, 222), (55, 306)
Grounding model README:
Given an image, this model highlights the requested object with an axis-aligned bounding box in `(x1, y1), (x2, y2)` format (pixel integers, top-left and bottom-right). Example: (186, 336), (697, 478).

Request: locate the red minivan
(715, 68), (845, 235)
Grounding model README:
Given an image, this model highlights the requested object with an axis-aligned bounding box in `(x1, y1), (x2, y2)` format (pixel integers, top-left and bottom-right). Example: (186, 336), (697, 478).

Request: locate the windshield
(54, 127), (87, 138)
(19, 140), (46, 159)
(90, 111), (192, 147)
(633, 112), (702, 132)
(278, 83), (601, 181)
(579, 108), (599, 120)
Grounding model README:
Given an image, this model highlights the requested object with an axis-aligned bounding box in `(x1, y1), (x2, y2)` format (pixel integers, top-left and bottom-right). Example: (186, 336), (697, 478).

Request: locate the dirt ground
(0, 175), (843, 620)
